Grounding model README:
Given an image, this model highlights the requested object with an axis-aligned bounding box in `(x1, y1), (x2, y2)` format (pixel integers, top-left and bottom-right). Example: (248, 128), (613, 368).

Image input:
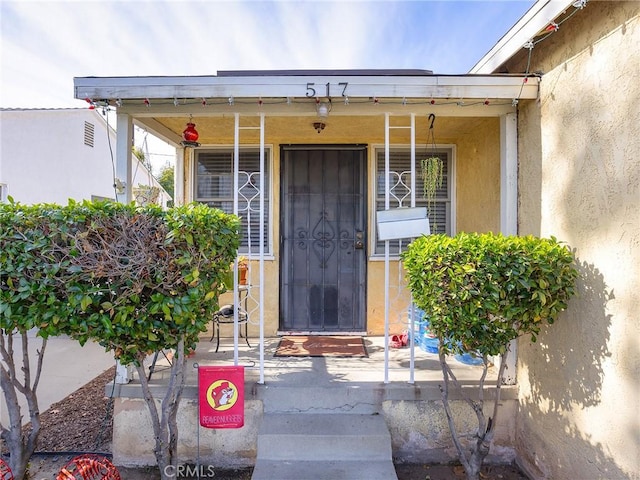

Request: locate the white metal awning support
(232, 113), (266, 384)
(233, 114), (241, 366)
(382, 112), (418, 384)
(409, 113), (416, 385)
(384, 113), (391, 384)
(258, 113), (266, 385)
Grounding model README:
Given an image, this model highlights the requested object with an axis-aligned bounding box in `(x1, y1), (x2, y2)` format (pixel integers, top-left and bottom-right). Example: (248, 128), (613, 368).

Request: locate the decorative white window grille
(374, 146), (453, 255)
(194, 148), (271, 254)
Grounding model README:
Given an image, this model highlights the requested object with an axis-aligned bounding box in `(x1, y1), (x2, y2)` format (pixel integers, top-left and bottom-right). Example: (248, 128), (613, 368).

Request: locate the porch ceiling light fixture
(317, 101), (331, 118)
(313, 99), (331, 133)
(181, 115), (200, 147)
(312, 121), (326, 133)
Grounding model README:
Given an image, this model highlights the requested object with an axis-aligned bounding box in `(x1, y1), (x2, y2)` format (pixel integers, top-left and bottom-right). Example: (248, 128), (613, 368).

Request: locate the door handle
(355, 230), (364, 249)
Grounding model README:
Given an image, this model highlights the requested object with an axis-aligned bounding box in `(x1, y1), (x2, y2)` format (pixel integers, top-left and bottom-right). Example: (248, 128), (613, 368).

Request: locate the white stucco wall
(513, 3), (639, 478)
(0, 108), (169, 205)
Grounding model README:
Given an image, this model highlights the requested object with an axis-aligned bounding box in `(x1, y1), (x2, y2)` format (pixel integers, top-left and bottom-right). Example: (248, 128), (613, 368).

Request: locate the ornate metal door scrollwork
(296, 210), (339, 268)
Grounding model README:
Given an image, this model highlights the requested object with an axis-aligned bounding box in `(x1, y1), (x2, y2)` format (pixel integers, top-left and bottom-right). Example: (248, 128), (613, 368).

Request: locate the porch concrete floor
(140, 334), (496, 388)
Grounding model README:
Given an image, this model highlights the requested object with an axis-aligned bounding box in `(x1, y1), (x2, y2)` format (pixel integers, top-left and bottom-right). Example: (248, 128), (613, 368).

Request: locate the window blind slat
(195, 149), (270, 254)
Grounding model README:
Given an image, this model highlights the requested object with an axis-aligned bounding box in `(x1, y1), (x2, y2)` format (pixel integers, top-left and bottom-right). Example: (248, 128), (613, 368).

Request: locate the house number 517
(306, 82), (349, 98)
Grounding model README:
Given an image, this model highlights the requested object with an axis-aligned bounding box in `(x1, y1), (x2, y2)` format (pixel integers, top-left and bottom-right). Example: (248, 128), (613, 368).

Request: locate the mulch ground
(2, 367), (529, 479)
(35, 366), (116, 454)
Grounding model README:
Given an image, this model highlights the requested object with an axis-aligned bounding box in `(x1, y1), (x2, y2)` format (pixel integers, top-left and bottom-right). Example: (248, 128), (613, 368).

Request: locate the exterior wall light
(312, 121), (326, 133)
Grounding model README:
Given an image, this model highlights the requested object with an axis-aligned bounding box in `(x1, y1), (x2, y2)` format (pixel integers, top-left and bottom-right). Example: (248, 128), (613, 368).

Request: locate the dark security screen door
(280, 147), (367, 332)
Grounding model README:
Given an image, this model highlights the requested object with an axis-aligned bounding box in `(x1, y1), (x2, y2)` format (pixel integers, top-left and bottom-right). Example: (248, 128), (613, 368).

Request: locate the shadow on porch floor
(142, 335), (498, 388)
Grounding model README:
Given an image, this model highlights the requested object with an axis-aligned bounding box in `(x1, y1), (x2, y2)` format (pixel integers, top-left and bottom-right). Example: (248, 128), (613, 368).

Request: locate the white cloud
(1, 0), (535, 108)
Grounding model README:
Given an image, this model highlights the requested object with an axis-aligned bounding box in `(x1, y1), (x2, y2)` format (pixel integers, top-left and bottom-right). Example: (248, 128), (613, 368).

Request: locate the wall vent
(84, 121), (95, 147)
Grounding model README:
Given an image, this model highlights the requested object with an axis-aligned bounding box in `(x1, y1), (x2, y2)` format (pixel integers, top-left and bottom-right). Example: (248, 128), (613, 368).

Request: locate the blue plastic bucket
(454, 352), (484, 366)
(419, 334), (439, 354)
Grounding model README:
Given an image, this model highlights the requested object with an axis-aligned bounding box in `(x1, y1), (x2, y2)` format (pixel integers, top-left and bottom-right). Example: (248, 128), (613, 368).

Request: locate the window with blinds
(374, 147), (452, 255)
(195, 148), (271, 254)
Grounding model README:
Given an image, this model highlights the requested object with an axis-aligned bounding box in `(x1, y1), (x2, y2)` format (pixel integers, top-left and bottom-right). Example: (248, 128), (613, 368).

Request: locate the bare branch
(20, 333), (31, 390)
(438, 349), (472, 474)
(487, 349), (510, 441)
(32, 337), (47, 396)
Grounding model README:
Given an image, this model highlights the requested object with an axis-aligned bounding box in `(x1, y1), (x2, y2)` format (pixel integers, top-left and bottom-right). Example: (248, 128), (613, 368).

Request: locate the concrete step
(251, 459), (398, 480)
(256, 385), (383, 414)
(251, 413), (398, 480)
(256, 413), (392, 461)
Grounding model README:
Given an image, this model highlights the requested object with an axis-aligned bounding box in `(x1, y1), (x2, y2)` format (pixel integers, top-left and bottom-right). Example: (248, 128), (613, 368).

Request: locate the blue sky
(1, 0), (536, 110)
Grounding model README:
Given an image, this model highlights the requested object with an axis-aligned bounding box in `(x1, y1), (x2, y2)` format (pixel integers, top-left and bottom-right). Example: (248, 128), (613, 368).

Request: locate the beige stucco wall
(112, 397), (262, 467)
(185, 114), (502, 336)
(110, 391), (518, 468)
(507, 2), (639, 478)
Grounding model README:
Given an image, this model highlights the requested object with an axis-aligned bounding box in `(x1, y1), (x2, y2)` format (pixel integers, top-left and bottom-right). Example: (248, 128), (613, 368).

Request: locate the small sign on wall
(376, 207), (431, 241)
(199, 366), (244, 429)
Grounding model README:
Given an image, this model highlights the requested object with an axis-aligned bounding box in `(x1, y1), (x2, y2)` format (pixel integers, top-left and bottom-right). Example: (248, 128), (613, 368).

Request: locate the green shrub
(402, 232), (578, 480)
(1, 199), (240, 479)
(402, 232), (578, 356)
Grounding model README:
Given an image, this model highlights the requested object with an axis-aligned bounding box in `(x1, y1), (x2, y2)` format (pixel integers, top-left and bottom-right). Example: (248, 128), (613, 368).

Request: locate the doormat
(274, 336), (368, 358)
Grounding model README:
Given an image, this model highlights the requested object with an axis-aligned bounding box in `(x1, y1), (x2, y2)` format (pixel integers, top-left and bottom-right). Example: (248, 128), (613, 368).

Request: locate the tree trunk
(0, 385), (30, 480)
(0, 332), (46, 480)
(438, 347), (511, 480)
(135, 338), (187, 480)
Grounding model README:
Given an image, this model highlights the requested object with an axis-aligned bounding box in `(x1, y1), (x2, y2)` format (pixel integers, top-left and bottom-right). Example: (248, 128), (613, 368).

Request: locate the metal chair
(210, 304), (250, 352)
(147, 350), (173, 380)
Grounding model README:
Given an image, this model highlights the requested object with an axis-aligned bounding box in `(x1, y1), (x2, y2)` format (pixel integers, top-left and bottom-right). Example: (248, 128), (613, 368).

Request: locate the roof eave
(469, 0), (574, 74)
(74, 73), (539, 104)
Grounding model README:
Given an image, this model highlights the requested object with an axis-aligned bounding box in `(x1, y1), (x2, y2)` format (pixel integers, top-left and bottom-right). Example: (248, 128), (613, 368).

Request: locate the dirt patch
(33, 366), (116, 454)
(2, 368), (528, 479)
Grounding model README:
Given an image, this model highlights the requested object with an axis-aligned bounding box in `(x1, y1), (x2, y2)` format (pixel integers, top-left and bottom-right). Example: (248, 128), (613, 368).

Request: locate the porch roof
(74, 70), (538, 146)
(75, 70), (538, 108)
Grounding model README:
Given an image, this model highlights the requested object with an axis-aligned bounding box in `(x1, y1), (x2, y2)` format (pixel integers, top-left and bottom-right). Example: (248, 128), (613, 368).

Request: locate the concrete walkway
(0, 330), (115, 426)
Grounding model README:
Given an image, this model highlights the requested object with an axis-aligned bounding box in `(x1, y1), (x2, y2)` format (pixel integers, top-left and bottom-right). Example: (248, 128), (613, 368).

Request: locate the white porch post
(174, 148), (185, 206)
(115, 113), (133, 384)
(500, 113), (518, 236)
(500, 112), (518, 385)
(115, 113), (133, 204)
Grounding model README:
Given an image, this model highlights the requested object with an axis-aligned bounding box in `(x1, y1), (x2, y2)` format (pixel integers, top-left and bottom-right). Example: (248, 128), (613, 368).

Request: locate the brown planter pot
(239, 264), (248, 285)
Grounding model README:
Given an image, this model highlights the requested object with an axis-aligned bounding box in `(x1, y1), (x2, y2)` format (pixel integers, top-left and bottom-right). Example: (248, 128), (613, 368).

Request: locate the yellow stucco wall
(186, 114), (502, 337)
(506, 2), (640, 478)
(454, 118), (501, 233)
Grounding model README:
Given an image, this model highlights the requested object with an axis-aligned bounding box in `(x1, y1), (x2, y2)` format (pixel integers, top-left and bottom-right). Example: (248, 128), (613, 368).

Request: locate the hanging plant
(421, 114), (443, 214)
(421, 155), (443, 207)
(420, 113), (444, 232)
